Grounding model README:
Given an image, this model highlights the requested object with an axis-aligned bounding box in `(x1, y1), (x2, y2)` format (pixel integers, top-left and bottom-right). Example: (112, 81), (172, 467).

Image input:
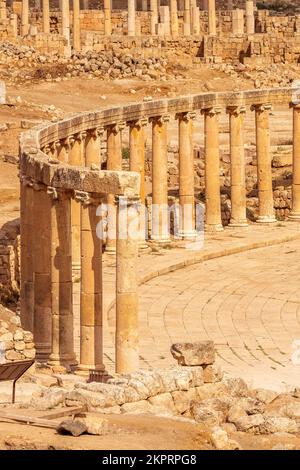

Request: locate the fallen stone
(190, 402), (224, 426)
(234, 414), (265, 433)
(261, 417), (298, 435)
(203, 364), (223, 383)
(58, 419), (87, 437)
(171, 341), (215, 366)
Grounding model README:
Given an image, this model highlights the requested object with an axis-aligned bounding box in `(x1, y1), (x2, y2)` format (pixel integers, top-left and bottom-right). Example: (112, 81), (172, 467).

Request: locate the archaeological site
(1, 0), (300, 453)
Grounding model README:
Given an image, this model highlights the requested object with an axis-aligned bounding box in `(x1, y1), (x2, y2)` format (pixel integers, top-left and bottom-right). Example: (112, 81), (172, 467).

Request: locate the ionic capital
(150, 114), (170, 125)
(74, 131), (87, 143)
(290, 101), (300, 110)
(107, 122), (126, 135)
(115, 195), (141, 207)
(175, 111), (196, 122)
(201, 106), (221, 117)
(47, 186), (58, 200)
(250, 103), (272, 113)
(226, 105), (246, 116)
(20, 175), (33, 187)
(127, 118), (148, 129)
(74, 190), (96, 205)
(88, 126), (105, 139)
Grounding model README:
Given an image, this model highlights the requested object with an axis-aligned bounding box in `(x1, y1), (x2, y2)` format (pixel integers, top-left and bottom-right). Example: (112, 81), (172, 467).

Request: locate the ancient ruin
(1, 0), (300, 452)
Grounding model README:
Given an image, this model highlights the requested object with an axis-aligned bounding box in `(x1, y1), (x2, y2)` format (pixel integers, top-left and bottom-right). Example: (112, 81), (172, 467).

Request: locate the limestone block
(171, 341), (215, 366)
(172, 388), (198, 414)
(148, 392), (176, 415)
(121, 400), (151, 414)
(234, 414), (265, 433)
(261, 417), (298, 435)
(203, 364), (223, 383)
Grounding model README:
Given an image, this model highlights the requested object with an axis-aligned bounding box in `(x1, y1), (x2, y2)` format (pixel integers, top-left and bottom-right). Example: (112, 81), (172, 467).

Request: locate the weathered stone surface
(234, 414), (265, 433)
(227, 404), (247, 423)
(254, 388), (278, 405)
(190, 401), (224, 426)
(261, 417), (298, 435)
(171, 341), (215, 366)
(121, 400), (151, 414)
(80, 415), (109, 435)
(235, 397), (265, 415)
(148, 393), (176, 415)
(203, 365), (223, 384)
(58, 419), (87, 437)
(31, 387), (66, 410)
(172, 388), (198, 415)
(75, 382), (126, 406)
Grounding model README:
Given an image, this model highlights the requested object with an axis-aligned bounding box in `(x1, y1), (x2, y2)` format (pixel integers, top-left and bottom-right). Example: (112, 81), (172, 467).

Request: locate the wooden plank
(39, 406), (85, 420)
(0, 411), (59, 429)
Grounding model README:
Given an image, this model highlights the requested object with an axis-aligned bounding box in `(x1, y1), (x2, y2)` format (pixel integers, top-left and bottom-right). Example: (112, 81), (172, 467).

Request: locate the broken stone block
(58, 419), (87, 437)
(170, 341), (215, 366)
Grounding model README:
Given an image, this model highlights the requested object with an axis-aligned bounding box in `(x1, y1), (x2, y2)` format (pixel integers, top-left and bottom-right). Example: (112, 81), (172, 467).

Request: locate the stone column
(106, 123), (124, 253)
(20, 179), (34, 333)
(170, 0), (179, 37)
(57, 138), (70, 163)
(85, 127), (103, 167)
(78, 192), (104, 372)
(202, 106), (223, 231)
(246, 0), (254, 34)
(252, 103), (276, 223)
(73, 0), (81, 51)
(227, 105), (248, 227)
(104, 0), (112, 35)
(21, 0), (29, 36)
(10, 14), (18, 38)
(48, 189), (77, 369)
(128, 0), (136, 36)
(62, 0), (71, 56)
(289, 104), (300, 220)
(129, 118), (148, 248)
(116, 196), (139, 374)
(33, 185), (52, 360)
(42, 0), (50, 33)
(232, 8), (244, 35)
(150, 115), (171, 243)
(177, 111), (197, 239)
(192, 5), (200, 35)
(208, 0), (216, 36)
(183, 0), (191, 35)
(69, 133), (86, 274)
(150, 0), (158, 35)
(142, 0), (148, 11)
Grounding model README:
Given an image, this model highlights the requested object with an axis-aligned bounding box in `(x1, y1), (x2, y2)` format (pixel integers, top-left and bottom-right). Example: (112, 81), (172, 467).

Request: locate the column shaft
(128, 0), (136, 36)
(85, 128), (102, 167)
(69, 134), (85, 273)
(48, 191), (77, 368)
(20, 181), (34, 332)
(62, 0), (71, 55)
(106, 123), (123, 253)
(150, 0), (158, 35)
(183, 0), (191, 35)
(178, 112), (196, 239)
(73, 0), (81, 51)
(104, 0), (112, 35)
(253, 103), (276, 223)
(33, 186), (52, 360)
(21, 0), (29, 36)
(116, 197), (139, 374)
(43, 0), (50, 34)
(129, 119), (148, 247)
(246, 0), (255, 34)
(289, 105), (300, 220)
(151, 115), (170, 242)
(208, 0), (216, 35)
(170, 0), (179, 37)
(79, 197), (104, 371)
(227, 106), (248, 227)
(203, 107), (223, 231)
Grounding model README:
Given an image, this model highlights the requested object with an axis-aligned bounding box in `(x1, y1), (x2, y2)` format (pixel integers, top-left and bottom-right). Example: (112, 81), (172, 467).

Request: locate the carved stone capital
(88, 126), (105, 139)
(201, 106), (221, 117)
(226, 105), (246, 116)
(250, 103), (272, 113)
(74, 190), (92, 205)
(127, 118), (148, 129)
(47, 186), (58, 200)
(107, 122), (126, 135)
(175, 111), (196, 122)
(150, 114), (170, 125)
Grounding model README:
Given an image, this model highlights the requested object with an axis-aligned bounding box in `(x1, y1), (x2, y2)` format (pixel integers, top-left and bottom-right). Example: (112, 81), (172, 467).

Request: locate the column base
(228, 220), (248, 228)
(178, 230), (198, 241)
(75, 364), (105, 376)
(105, 246), (116, 255)
(138, 241), (151, 253)
(288, 212), (300, 221)
(150, 236), (171, 245)
(205, 223), (224, 232)
(256, 215), (277, 224)
(48, 354), (78, 370)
